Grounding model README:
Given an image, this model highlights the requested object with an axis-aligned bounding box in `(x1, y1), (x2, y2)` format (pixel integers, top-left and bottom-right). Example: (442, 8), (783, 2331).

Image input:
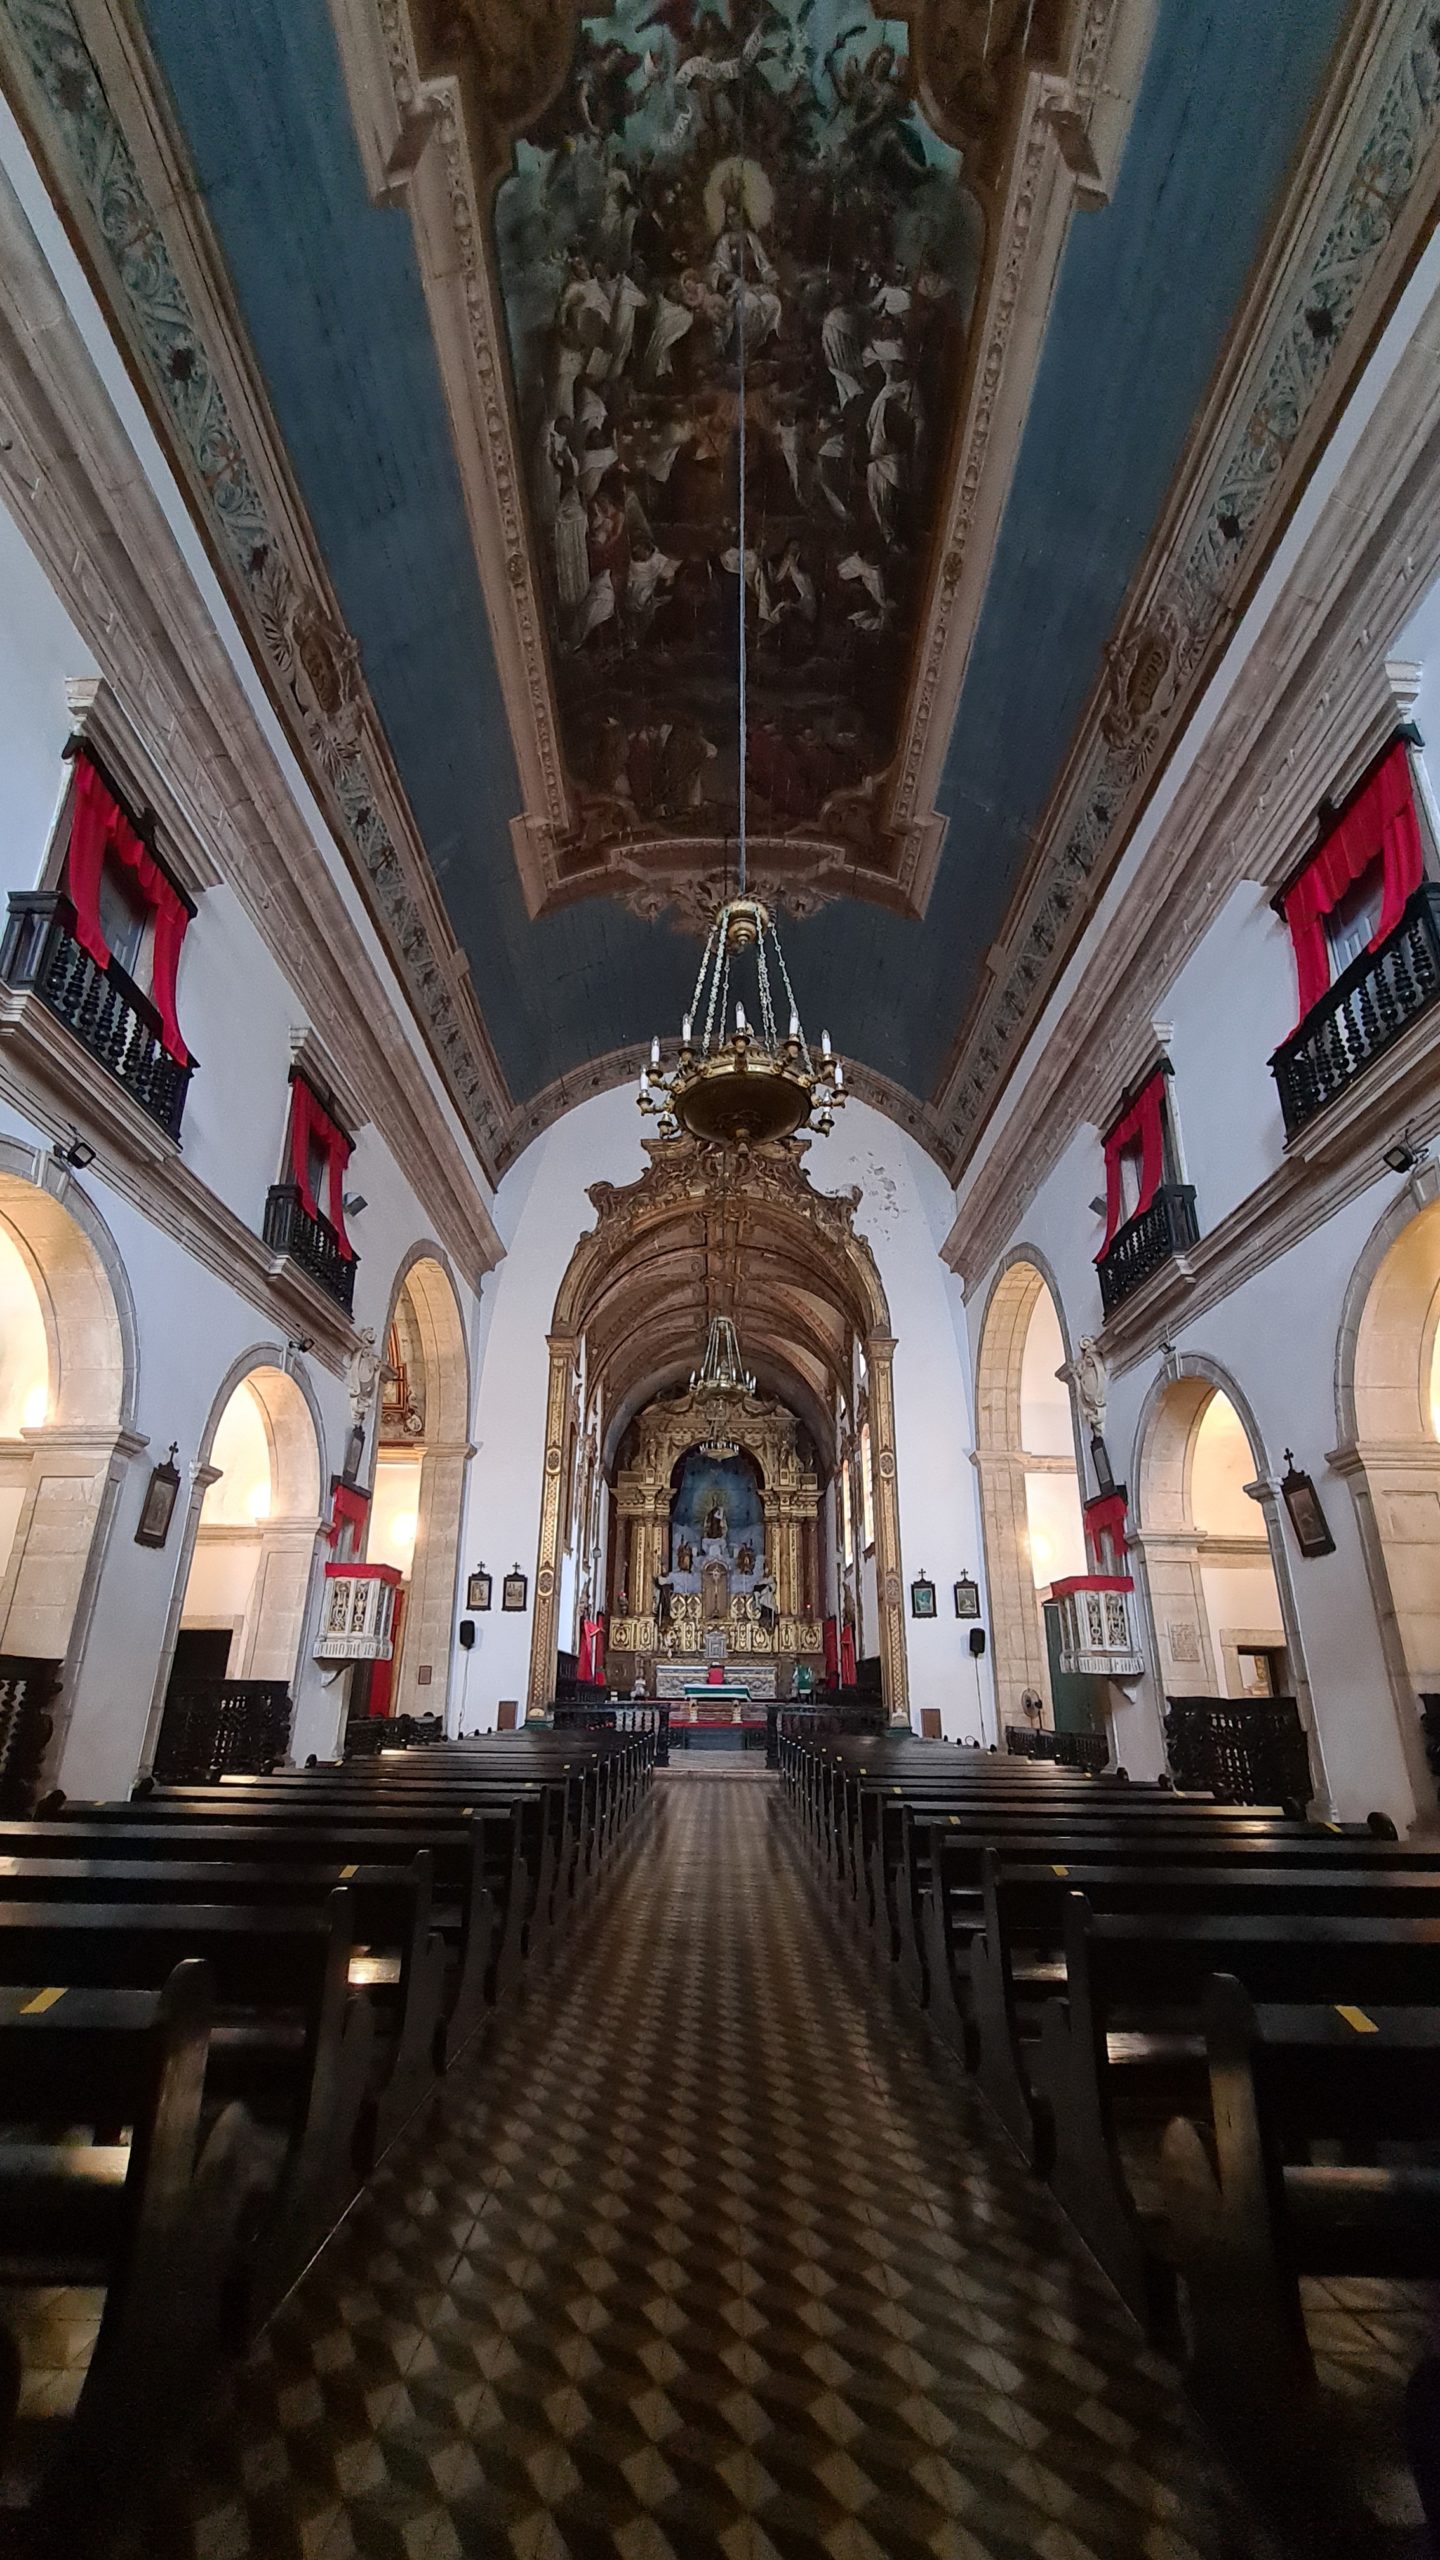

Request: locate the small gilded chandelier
(691, 1314), (755, 1460)
(638, 181), (845, 1153)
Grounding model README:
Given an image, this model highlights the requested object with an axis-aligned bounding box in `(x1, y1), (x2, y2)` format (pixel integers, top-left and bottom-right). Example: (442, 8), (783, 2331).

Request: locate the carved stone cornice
(0, 120), (503, 1284)
(329, 0), (1150, 926)
(943, 249), (1440, 1305)
(0, 0), (513, 1174)
(935, 0), (1440, 1161)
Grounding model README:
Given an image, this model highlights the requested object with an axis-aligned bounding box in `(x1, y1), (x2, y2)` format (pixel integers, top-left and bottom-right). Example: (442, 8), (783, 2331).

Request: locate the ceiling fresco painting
(493, 1), (983, 895)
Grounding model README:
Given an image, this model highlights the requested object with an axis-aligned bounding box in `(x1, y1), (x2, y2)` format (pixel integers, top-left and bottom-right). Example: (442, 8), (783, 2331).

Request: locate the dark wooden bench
(0, 1960), (256, 2554)
(1031, 1898), (1440, 2331)
(1162, 1975), (1440, 2552)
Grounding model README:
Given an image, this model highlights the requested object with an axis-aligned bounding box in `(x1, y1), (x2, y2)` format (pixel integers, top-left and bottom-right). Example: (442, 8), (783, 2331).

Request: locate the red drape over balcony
(289, 1075), (355, 1258)
(1097, 1068), (1167, 1257)
(1281, 738), (1425, 1024)
(65, 754), (191, 1065)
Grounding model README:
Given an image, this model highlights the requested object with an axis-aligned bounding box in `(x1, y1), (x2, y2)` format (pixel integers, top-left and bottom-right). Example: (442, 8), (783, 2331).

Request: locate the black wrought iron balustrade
(151, 1677), (293, 1784)
(1270, 881), (1440, 1136)
(1163, 1692), (1313, 1807)
(0, 891), (192, 1142)
(263, 1180), (358, 1314)
(1096, 1180), (1200, 1316)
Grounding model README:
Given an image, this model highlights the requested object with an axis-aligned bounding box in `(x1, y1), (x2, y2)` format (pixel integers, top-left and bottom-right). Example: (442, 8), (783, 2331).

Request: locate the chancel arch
(973, 1254), (1085, 1732)
(528, 1134), (909, 1720)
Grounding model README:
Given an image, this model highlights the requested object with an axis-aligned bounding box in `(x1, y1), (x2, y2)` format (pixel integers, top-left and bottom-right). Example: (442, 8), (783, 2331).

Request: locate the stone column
(867, 1334), (910, 1727)
(393, 1438), (473, 1717)
(526, 1334), (577, 1720)
(973, 1448), (1048, 1728)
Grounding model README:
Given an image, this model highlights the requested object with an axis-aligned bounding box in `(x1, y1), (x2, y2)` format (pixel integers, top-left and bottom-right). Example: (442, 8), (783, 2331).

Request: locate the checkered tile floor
(141, 1769), (1297, 2560)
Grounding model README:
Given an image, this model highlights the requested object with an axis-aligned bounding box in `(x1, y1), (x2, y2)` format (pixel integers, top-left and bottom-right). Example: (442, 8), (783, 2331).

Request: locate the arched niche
(367, 1248), (471, 1720)
(167, 1359), (325, 1707)
(973, 1253), (1085, 1729)
(0, 1163), (133, 1710)
(1132, 1371), (1292, 1713)
(1334, 1187), (1440, 1812)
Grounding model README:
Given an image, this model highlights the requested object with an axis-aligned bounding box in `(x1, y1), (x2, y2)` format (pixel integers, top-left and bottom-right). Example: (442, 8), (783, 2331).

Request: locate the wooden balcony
(0, 891), (192, 1142)
(263, 1181), (358, 1315)
(1270, 881), (1440, 1137)
(1096, 1181), (1200, 1316)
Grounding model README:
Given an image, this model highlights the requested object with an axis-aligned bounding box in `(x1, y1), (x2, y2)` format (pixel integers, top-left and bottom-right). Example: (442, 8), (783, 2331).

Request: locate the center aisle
(166, 1767), (1270, 2560)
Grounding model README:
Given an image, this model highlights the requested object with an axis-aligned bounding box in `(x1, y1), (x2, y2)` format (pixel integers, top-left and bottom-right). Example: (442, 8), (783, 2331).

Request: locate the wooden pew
(0, 1961), (259, 2555)
(1162, 1975), (1440, 2553)
(1030, 1896), (1440, 2330)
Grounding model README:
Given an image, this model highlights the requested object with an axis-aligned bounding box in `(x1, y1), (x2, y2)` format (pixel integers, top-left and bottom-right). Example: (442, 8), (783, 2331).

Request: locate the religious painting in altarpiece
(494, 0), (982, 860)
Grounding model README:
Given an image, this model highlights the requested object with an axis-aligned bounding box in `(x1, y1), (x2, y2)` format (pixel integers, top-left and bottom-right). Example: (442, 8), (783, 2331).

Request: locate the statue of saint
(704, 1498), (727, 1544)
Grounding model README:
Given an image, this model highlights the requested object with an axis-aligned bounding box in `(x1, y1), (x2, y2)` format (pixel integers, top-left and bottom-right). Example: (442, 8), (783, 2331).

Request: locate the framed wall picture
(910, 1573), (937, 1619)
(953, 1574), (981, 1619)
(1280, 1453), (1336, 1559)
(466, 1568), (492, 1612)
(502, 1567), (528, 1613)
(135, 1444), (182, 1549)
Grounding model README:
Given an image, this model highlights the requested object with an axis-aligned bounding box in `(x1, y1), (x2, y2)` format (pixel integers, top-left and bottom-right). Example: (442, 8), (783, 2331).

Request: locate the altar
(654, 1660), (777, 1701)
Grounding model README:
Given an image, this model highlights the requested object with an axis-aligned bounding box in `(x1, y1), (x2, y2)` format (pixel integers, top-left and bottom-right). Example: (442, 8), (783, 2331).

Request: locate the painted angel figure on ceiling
(825, 32), (929, 189)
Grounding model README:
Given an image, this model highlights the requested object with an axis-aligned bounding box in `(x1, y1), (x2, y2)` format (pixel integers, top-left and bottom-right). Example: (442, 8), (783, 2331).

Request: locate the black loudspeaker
(968, 1627), (987, 1657)
(458, 1619), (476, 1650)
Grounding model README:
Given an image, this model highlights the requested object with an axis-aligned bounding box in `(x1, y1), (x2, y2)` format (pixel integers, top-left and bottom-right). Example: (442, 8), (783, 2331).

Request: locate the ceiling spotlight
(343, 1193), (368, 1217)
(52, 1131), (96, 1172)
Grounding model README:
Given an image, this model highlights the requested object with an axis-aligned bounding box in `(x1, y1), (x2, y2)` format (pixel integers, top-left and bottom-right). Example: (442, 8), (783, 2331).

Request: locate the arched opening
(1340, 1194), (1440, 1805)
(362, 1254), (470, 1721)
(532, 1136), (906, 1722)
(1135, 1377), (1289, 1702)
(974, 1260), (1085, 1730)
(0, 1169), (129, 1696)
(168, 1364), (323, 1713)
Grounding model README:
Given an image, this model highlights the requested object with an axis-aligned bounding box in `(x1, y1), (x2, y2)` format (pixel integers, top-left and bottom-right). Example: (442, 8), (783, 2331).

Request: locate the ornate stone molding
(0, 130), (503, 1285)
(0, 0), (513, 1171)
(936, 0), (1440, 1161)
(329, 0), (1151, 926)
(942, 248), (1440, 1306)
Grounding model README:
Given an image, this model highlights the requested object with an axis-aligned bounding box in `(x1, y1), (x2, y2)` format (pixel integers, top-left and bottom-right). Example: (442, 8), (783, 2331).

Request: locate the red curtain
(288, 1076), (355, 1257)
(66, 756), (190, 1064)
(578, 1617), (605, 1683)
(1282, 739), (1424, 1024)
(1097, 1070), (1167, 1256)
(839, 1623), (857, 1688)
(326, 1479), (369, 1558)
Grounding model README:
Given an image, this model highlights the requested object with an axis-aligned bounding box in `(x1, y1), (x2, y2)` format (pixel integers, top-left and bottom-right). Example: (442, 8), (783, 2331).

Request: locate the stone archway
(972, 1253), (1085, 1731)
(1333, 1182), (1440, 1813)
(0, 1158), (135, 1766)
(369, 1250), (472, 1719)
(172, 1356), (325, 1694)
(530, 1136), (910, 1722)
(1130, 1354), (1319, 1789)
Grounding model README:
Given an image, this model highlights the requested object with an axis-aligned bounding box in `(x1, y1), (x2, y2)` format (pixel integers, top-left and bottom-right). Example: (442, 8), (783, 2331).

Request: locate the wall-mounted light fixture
(343, 1193), (368, 1217)
(1383, 1127), (1430, 1176)
(1279, 1450), (1336, 1560)
(52, 1130), (95, 1172)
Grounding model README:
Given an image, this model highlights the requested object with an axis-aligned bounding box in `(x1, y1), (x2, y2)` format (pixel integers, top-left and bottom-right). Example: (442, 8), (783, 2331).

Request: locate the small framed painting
(910, 1573), (937, 1619)
(502, 1567), (528, 1613)
(135, 1444), (182, 1549)
(467, 1568), (492, 1612)
(1280, 1454), (1335, 1560)
(953, 1574), (981, 1619)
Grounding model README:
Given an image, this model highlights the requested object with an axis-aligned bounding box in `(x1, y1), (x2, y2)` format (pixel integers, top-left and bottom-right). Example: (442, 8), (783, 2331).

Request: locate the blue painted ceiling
(136, 0), (1351, 1109)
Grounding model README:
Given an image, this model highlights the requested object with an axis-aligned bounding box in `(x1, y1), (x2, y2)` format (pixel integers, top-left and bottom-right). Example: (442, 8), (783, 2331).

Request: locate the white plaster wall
(966, 1139), (1423, 1821)
(1164, 881), (1296, 1232)
(461, 1090), (989, 1735)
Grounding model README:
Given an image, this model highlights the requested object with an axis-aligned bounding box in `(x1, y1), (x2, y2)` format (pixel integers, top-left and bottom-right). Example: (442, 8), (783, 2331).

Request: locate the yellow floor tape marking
(22, 1988), (66, 2014)
(1335, 2004), (1378, 2033)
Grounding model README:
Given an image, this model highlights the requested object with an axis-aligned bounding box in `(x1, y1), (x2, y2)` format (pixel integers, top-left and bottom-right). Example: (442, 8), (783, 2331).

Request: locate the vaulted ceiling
(3, 0), (1428, 1179)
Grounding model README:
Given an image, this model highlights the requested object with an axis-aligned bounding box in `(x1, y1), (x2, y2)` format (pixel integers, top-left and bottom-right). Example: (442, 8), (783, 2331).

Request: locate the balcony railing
(1270, 881), (1440, 1137)
(1097, 1180), (1200, 1316)
(152, 1677), (293, 1784)
(0, 891), (192, 1142)
(263, 1181), (358, 1314)
(1163, 1693), (1313, 1807)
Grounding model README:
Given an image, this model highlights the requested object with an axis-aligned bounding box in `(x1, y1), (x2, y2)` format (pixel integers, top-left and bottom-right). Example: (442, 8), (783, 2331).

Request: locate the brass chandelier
(639, 174), (845, 1153)
(691, 1314), (755, 1460)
